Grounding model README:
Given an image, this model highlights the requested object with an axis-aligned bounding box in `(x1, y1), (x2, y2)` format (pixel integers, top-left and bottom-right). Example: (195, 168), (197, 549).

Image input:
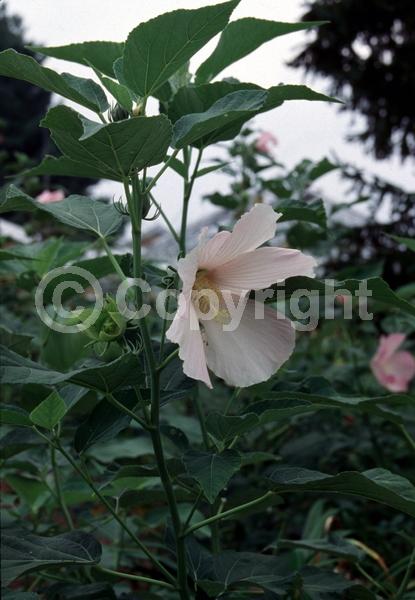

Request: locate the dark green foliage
(290, 0), (415, 160)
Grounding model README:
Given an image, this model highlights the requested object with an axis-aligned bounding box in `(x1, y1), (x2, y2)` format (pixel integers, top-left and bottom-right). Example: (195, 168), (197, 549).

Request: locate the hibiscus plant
(0, 3), (414, 600)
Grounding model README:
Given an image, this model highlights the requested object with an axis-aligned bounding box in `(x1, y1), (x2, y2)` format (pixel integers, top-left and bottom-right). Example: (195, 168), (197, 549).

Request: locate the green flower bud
(66, 297), (127, 343)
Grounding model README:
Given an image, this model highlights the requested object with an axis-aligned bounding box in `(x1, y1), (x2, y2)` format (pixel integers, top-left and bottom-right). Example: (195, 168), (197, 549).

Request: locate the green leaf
(184, 541), (293, 595)
(30, 40), (124, 77)
(204, 192), (240, 210)
(278, 534), (364, 562)
(183, 449), (241, 503)
(172, 89), (267, 148)
(94, 70), (134, 112)
(196, 19), (326, 83)
(3, 187), (123, 238)
(271, 276), (415, 318)
(169, 81), (339, 147)
(248, 393), (415, 426)
(1, 529), (101, 586)
(196, 162), (228, 178)
(0, 49), (108, 113)
(5, 474), (50, 512)
(0, 325), (33, 354)
(31, 106), (172, 181)
(267, 466), (415, 517)
(38, 196), (123, 238)
(2, 592), (40, 600)
(26, 155), (109, 181)
(0, 405), (31, 427)
(66, 355), (144, 392)
(206, 412), (259, 443)
(275, 198), (327, 229)
(390, 235), (415, 253)
(0, 346), (144, 392)
(0, 429), (43, 459)
(29, 391), (68, 430)
(0, 185), (37, 213)
(160, 424), (190, 452)
(40, 254), (130, 305)
(74, 391), (139, 453)
(122, 0), (239, 97)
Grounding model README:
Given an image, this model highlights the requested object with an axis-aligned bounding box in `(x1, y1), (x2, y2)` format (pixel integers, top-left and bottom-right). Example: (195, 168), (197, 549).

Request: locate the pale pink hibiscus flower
(370, 333), (415, 392)
(255, 131), (278, 154)
(36, 189), (65, 204)
(167, 204), (316, 388)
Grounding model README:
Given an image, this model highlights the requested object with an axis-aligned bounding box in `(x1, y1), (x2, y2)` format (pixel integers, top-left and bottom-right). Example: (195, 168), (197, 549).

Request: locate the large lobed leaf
(28, 106), (172, 181)
(276, 198), (327, 229)
(29, 391), (67, 430)
(267, 465), (415, 517)
(1, 529), (101, 586)
(0, 346), (143, 392)
(184, 538), (367, 597)
(2, 186), (123, 239)
(74, 391), (140, 453)
(169, 81), (339, 148)
(122, 0), (240, 97)
(30, 40), (124, 78)
(183, 449), (241, 503)
(196, 19), (326, 83)
(0, 49), (108, 113)
(270, 275), (415, 318)
(172, 89), (267, 148)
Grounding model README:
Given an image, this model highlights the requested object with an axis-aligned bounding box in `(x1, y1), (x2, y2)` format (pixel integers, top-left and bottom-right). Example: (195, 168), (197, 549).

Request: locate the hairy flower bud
(70, 297), (127, 343)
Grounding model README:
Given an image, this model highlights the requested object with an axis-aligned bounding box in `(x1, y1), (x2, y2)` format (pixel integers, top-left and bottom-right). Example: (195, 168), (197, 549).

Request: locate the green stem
(355, 564), (390, 596)
(180, 147), (204, 255)
(50, 440), (74, 530)
(224, 387), (241, 415)
(183, 490), (203, 530)
(396, 548), (415, 599)
(149, 371), (190, 600)
(96, 566), (176, 590)
(41, 434), (175, 585)
(159, 290), (174, 360)
(211, 497), (226, 554)
(101, 237), (127, 281)
(106, 393), (148, 430)
(145, 149), (181, 195)
(158, 348), (179, 372)
(129, 173), (190, 600)
(123, 179), (142, 289)
(398, 424), (415, 454)
(183, 491), (274, 537)
(149, 192), (180, 245)
(194, 393), (210, 449)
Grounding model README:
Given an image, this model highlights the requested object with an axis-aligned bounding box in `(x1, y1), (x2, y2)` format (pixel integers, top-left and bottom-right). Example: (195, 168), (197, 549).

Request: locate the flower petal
(166, 293), (212, 388)
(378, 351), (415, 392)
(200, 204), (280, 270)
(211, 246), (316, 294)
(373, 333), (406, 364)
(203, 299), (295, 387)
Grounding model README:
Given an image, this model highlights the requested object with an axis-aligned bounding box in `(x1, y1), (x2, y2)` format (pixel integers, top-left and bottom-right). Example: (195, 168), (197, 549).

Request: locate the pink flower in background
(255, 131), (278, 154)
(36, 189), (65, 204)
(370, 333), (415, 392)
(167, 204), (316, 388)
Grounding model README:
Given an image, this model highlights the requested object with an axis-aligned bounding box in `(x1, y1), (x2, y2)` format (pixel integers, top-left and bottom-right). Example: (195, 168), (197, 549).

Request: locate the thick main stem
(129, 174), (190, 600)
(149, 373), (190, 600)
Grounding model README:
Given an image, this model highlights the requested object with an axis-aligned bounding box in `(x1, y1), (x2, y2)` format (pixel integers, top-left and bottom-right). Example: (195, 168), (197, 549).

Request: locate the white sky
(8, 0), (414, 233)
